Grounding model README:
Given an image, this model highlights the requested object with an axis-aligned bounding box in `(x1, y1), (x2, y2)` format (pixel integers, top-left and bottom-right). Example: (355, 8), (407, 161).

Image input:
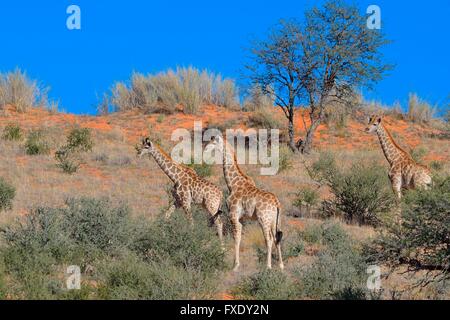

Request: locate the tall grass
(0, 69), (49, 112)
(242, 85), (274, 111)
(108, 67), (239, 114)
(407, 93), (436, 123)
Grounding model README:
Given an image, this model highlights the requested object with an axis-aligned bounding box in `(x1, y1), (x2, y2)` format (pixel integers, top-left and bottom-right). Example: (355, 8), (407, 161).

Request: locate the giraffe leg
(272, 221), (284, 270)
(214, 214), (224, 247)
(182, 203), (193, 225)
(205, 200), (224, 246)
(172, 186), (193, 223)
(391, 174), (402, 201)
(262, 223), (273, 270)
(230, 211), (242, 272)
(164, 204), (176, 220)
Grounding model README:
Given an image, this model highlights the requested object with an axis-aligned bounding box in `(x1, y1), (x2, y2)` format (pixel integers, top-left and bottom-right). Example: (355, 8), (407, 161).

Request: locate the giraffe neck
(376, 123), (407, 166)
(150, 145), (184, 183)
(222, 140), (253, 190)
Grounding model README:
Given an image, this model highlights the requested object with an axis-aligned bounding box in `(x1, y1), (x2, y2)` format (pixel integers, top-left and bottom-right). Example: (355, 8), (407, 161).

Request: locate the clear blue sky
(0, 0), (449, 114)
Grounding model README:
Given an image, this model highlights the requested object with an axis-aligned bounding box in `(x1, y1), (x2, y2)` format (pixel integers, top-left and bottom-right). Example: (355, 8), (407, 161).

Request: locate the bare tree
(246, 0), (392, 153)
(245, 20), (305, 151)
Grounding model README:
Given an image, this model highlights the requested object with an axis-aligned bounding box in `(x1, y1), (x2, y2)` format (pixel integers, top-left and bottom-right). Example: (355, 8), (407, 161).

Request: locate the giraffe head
(137, 137), (155, 157)
(205, 135), (225, 154)
(365, 115), (382, 133)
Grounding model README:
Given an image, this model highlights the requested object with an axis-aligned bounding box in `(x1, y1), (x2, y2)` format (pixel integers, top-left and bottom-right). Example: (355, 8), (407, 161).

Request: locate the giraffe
(137, 137), (224, 244)
(365, 115), (432, 199)
(205, 135), (284, 271)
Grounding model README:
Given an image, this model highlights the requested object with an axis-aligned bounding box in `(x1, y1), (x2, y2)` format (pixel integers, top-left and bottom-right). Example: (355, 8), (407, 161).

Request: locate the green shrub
(0, 198), (144, 298)
(300, 223), (324, 244)
(0, 198), (225, 299)
(156, 114), (165, 123)
(367, 176), (450, 286)
(0, 178), (15, 212)
(2, 124), (23, 141)
(133, 210), (225, 274)
(311, 154), (395, 226)
(410, 147), (427, 163)
(234, 269), (294, 300)
(430, 160), (444, 172)
(306, 152), (337, 185)
(0, 260), (6, 299)
(24, 130), (50, 155)
(330, 163), (395, 225)
(2, 198), (137, 265)
(295, 223), (368, 300)
(278, 146), (293, 173)
(66, 128), (93, 152)
(97, 254), (217, 300)
(283, 231), (305, 259)
(55, 128), (93, 174)
(55, 147), (79, 174)
(293, 187), (320, 217)
(188, 162), (213, 178)
(301, 222), (349, 248)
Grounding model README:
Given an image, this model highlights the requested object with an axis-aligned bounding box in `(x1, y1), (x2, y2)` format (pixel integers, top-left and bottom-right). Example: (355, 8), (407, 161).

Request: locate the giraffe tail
(275, 207), (283, 245)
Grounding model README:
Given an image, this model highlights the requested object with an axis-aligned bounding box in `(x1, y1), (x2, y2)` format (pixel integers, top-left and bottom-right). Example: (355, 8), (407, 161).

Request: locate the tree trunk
(302, 117), (321, 154)
(288, 108), (296, 152)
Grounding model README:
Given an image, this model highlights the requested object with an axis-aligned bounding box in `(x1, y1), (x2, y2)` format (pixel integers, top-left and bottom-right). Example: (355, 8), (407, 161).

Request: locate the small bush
(430, 160), (444, 171)
(55, 147), (79, 174)
(283, 231), (305, 259)
(0, 261), (6, 299)
(66, 128), (93, 152)
(24, 130), (50, 155)
(234, 269), (294, 300)
(0, 178), (15, 212)
(306, 152), (337, 185)
(0, 198), (147, 298)
(278, 146), (293, 173)
(311, 154), (395, 226)
(301, 222), (349, 248)
(295, 223), (368, 300)
(410, 147), (427, 163)
(188, 163), (213, 178)
(133, 210), (225, 274)
(0, 198), (225, 299)
(55, 128), (94, 173)
(330, 163), (395, 225)
(97, 254), (217, 300)
(2, 123), (23, 141)
(293, 188), (320, 217)
(367, 176), (450, 286)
